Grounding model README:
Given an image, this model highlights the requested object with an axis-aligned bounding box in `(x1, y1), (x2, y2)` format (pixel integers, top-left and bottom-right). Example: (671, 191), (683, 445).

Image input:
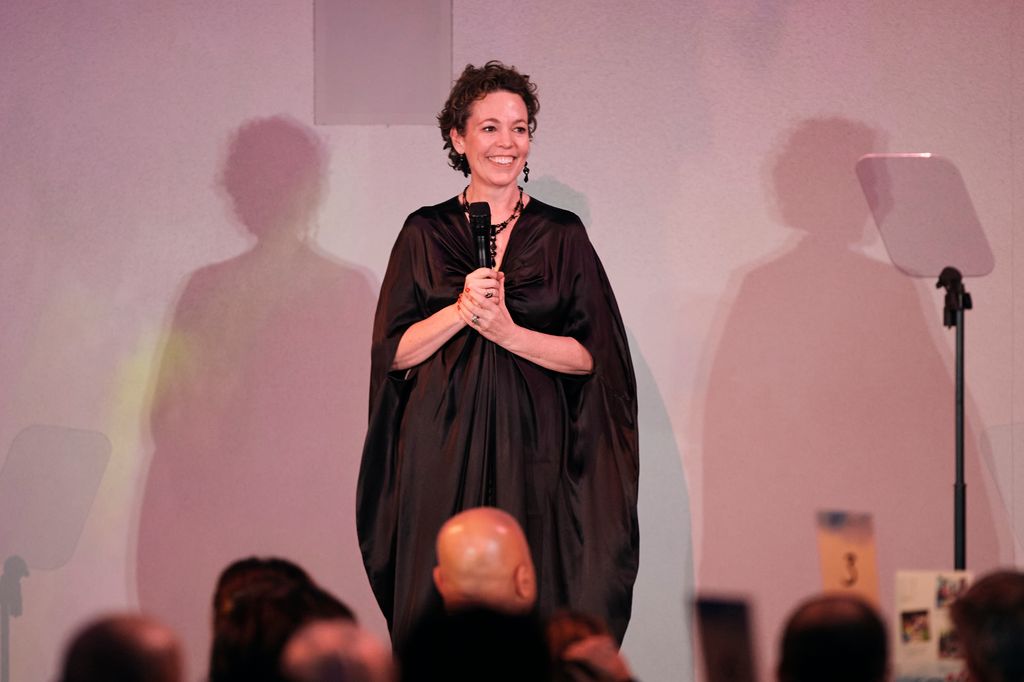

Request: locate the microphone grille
(468, 202), (490, 221)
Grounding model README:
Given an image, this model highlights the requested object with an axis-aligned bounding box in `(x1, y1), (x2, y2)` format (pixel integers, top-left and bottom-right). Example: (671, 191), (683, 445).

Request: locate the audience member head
(433, 506), (536, 614)
(778, 593), (887, 682)
(59, 613), (182, 682)
(399, 607), (550, 682)
(210, 556), (355, 682)
(951, 570), (1024, 682)
(282, 619), (395, 682)
(212, 557), (313, 622)
(547, 610), (633, 682)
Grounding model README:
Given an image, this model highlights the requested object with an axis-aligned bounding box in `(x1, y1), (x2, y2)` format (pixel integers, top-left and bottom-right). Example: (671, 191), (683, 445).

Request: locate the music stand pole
(857, 153), (993, 572)
(937, 267), (971, 570)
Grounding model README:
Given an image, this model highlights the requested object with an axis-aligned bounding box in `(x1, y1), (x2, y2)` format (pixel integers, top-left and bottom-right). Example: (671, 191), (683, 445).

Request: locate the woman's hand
(457, 268), (518, 346)
(457, 268), (592, 374)
(562, 635), (634, 682)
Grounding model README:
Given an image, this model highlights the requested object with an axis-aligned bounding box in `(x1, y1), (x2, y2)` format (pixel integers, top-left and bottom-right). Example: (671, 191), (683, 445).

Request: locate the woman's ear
(450, 127), (464, 154)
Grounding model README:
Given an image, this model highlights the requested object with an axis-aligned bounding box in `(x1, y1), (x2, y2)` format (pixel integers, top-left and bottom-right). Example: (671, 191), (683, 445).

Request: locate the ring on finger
(471, 314), (480, 325)
(485, 291), (494, 299)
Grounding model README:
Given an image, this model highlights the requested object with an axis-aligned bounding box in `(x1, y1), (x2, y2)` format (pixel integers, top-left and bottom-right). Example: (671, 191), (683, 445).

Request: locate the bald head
(59, 613), (182, 682)
(282, 619), (394, 682)
(433, 507), (536, 614)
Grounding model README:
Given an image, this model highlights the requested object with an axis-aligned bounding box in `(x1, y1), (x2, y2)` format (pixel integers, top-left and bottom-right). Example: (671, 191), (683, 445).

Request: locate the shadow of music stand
(856, 153), (994, 570)
(0, 425), (110, 682)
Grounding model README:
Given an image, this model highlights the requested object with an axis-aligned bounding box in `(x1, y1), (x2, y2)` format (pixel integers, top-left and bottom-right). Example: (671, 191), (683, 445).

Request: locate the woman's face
(450, 90), (530, 192)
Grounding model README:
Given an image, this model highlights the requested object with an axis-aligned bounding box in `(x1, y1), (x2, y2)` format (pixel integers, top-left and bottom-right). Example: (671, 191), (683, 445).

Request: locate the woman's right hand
(460, 268), (501, 309)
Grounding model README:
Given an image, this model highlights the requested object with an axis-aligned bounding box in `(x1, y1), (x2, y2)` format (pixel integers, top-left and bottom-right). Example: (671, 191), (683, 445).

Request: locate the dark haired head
(951, 570), (1024, 682)
(213, 557), (313, 624)
(437, 61), (539, 176)
(209, 557), (355, 682)
(778, 594), (887, 682)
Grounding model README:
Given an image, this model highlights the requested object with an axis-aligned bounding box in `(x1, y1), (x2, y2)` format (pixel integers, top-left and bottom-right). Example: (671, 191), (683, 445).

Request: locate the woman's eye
(482, 125), (496, 132)
(514, 126), (527, 134)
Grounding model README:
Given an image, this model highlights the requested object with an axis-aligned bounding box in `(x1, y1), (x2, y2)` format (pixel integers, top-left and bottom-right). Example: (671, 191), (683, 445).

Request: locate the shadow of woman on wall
(135, 116), (377, 677)
(697, 116), (1011, 677)
(531, 174), (695, 679)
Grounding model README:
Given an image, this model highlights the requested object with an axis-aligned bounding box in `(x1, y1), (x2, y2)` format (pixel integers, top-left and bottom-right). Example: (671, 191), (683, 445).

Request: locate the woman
(357, 61), (638, 646)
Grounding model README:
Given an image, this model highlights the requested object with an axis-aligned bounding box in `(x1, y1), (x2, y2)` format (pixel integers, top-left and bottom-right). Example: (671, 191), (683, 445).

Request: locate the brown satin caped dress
(356, 196), (639, 646)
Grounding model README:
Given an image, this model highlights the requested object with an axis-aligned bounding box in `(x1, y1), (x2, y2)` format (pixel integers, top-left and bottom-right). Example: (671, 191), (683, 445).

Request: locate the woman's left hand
(457, 272), (519, 347)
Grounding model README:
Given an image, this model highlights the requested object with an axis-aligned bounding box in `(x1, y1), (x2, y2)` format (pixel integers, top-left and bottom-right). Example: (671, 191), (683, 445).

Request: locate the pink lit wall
(1, 2), (1022, 681)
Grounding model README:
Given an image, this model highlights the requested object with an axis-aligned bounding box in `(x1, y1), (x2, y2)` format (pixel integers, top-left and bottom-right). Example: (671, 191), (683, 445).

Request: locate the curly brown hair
(437, 60), (539, 176)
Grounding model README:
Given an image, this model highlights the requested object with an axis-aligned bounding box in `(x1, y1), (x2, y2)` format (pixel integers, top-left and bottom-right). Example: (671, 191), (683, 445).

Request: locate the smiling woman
(355, 61), (639, 647)
(449, 90), (531, 220)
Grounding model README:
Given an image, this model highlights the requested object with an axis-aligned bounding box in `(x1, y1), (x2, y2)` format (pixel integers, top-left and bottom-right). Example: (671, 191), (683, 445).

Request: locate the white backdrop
(1, 2), (1023, 680)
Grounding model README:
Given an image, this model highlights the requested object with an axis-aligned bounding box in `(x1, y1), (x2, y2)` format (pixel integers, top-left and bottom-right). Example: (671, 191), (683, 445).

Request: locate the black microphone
(469, 201), (493, 269)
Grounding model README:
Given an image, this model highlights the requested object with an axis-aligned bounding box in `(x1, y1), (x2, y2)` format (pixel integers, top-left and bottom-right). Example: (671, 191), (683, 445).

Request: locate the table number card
(816, 510), (881, 605)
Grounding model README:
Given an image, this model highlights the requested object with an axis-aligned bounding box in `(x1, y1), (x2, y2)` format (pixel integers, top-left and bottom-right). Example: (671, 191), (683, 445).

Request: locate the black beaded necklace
(460, 185), (525, 264)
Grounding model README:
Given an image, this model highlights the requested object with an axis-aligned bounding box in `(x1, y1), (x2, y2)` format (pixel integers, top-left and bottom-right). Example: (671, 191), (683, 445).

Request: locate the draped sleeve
(357, 209), (439, 627)
(558, 216), (639, 642)
(367, 213), (431, 403)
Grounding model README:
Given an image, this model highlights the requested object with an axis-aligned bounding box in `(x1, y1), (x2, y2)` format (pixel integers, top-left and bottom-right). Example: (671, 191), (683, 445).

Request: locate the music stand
(855, 153), (994, 570)
(0, 425), (110, 682)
